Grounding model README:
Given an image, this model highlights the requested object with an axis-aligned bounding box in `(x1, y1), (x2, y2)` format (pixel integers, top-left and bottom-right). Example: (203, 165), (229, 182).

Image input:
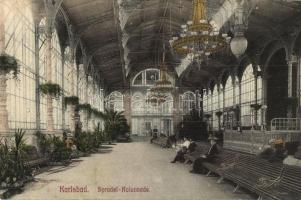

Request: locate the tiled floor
(12, 141), (255, 200)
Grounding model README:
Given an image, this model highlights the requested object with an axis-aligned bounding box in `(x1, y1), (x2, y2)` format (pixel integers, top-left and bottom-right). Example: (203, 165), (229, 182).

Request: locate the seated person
(190, 135), (218, 174)
(258, 139), (287, 163)
(184, 140), (197, 164)
(171, 137), (191, 163)
(150, 128), (158, 143)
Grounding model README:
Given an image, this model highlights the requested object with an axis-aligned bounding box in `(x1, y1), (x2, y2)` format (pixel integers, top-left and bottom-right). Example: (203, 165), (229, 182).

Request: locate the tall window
(203, 91), (208, 113)
(224, 77), (234, 108)
(131, 92), (144, 115)
(4, 0), (36, 130)
(106, 91), (124, 112)
(241, 64), (262, 126)
(162, 95), (173, 115)
(39, 18), (63, 130)
(180, 91), (195, 114)
(212, 85), (219, 129)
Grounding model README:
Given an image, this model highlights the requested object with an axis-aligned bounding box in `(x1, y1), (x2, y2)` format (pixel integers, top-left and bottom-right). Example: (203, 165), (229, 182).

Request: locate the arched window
(4, 0), (36, 129)
(106, 91), (124, 112)
(224, 77), (234, 108)
(180, 91), (195, 114)
(132, 68), (174, 87)
(212, 85), (219, 129)
(162, 95), (173, 114)
(39, 17), (63, 130)
(131, 92), (144, 115)
(241, 64), (262, 126)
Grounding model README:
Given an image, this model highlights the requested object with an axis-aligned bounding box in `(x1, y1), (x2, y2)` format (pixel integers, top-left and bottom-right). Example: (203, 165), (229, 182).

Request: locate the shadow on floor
(97, 149), (113, 154)
(100, 146), (114, 149)
(45, 160), (83, 175)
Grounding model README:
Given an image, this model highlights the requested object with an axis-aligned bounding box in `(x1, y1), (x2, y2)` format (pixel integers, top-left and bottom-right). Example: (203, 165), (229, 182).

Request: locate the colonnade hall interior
(1, 0), (301, 200)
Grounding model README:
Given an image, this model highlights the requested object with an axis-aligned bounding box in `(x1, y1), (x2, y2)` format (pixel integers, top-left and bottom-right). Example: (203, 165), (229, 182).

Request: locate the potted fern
(0, 53), (20, 79)
(0, 53), (20, 133)
(64, 96), (79, 107)
(39, 82), (61, 99)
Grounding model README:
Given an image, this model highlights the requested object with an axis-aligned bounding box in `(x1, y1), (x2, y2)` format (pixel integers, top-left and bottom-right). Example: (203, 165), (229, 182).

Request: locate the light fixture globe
(230, 34), (248, 58)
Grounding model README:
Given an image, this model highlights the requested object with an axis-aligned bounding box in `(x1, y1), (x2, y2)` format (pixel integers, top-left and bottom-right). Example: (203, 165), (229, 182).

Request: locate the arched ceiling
(60, 0), (301, 88)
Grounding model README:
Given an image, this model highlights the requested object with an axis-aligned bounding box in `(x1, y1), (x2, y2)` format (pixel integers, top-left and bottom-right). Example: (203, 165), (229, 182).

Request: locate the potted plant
(250, 103), (262, 111)
(215, 111), (223, 117)
(0, 53), (20, 78)
(64, 96), (79, 107)
(0, 53), (20, 133)
(78, 103), (92, 118)
(204, 113), (212, 119)
(39, 82), (61, 98)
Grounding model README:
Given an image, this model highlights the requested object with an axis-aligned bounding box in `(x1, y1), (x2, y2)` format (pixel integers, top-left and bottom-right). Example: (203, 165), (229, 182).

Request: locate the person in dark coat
(258, 139), (287, 163)
(190, 135), (219, 174)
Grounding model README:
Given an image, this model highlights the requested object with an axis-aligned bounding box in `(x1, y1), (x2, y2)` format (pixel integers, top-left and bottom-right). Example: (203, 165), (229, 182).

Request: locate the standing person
(171, 137), (191, 163)
(190, 135), (218, 173)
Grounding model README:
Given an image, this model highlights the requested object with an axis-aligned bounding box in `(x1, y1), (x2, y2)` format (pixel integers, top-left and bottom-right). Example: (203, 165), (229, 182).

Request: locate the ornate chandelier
(150, 53), (173, 95)
(146, 52), (174, 106)
(170, 0), (230, 61)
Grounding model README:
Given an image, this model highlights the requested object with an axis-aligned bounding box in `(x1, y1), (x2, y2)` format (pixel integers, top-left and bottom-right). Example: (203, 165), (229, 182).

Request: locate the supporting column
(217, 84), (222, 131)
(287, 60), (293, 118)
(261, 73), (268, 130)
(238, 80), (242, 131)
(34, 21), (41, 131)
(44, 0), (64, 132)
(45, 19), (54, 132)
(123, 90), (131, 132)
(173, 89), (181, 137)
(195, 90), (200, 117)
(81, 74), (89, 132)
(232, 78), (236, 105)
(297, 57), (301, 117)
(254, 68), (258, 128)
(0, 5), (9, 135)
(68, 56), (77, 133)
(0, 71), (9, 134)
(61, 48), (66, 130)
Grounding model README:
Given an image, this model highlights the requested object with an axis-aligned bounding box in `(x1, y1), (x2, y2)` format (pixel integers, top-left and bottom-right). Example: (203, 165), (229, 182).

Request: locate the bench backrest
(234, 154), (284, 180)
(279, 165), (301, 194)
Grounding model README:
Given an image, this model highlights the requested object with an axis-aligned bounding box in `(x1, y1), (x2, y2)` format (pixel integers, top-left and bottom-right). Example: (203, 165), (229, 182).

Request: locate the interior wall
(266, 49), (288, 123)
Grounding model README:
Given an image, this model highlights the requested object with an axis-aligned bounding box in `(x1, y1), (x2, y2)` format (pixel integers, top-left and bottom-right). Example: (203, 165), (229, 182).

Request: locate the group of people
(170, 135), (219, 174)
(170, 135), (289, 174)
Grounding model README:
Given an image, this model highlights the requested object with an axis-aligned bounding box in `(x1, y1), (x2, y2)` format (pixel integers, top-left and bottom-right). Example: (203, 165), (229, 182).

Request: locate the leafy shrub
(49, 136), (71, 162)
(36, 131), (52, 155)
(0, 129), (32, 188)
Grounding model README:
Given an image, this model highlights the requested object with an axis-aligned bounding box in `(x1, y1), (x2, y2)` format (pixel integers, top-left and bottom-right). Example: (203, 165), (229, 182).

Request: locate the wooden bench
(23, 146), (49, 169)
(219, 154), (284, 197)
(202, 149), (240, 177)
(267, 165), (301, 200)
(151, 137), (168, 148)
(191, 146), (301, 200)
